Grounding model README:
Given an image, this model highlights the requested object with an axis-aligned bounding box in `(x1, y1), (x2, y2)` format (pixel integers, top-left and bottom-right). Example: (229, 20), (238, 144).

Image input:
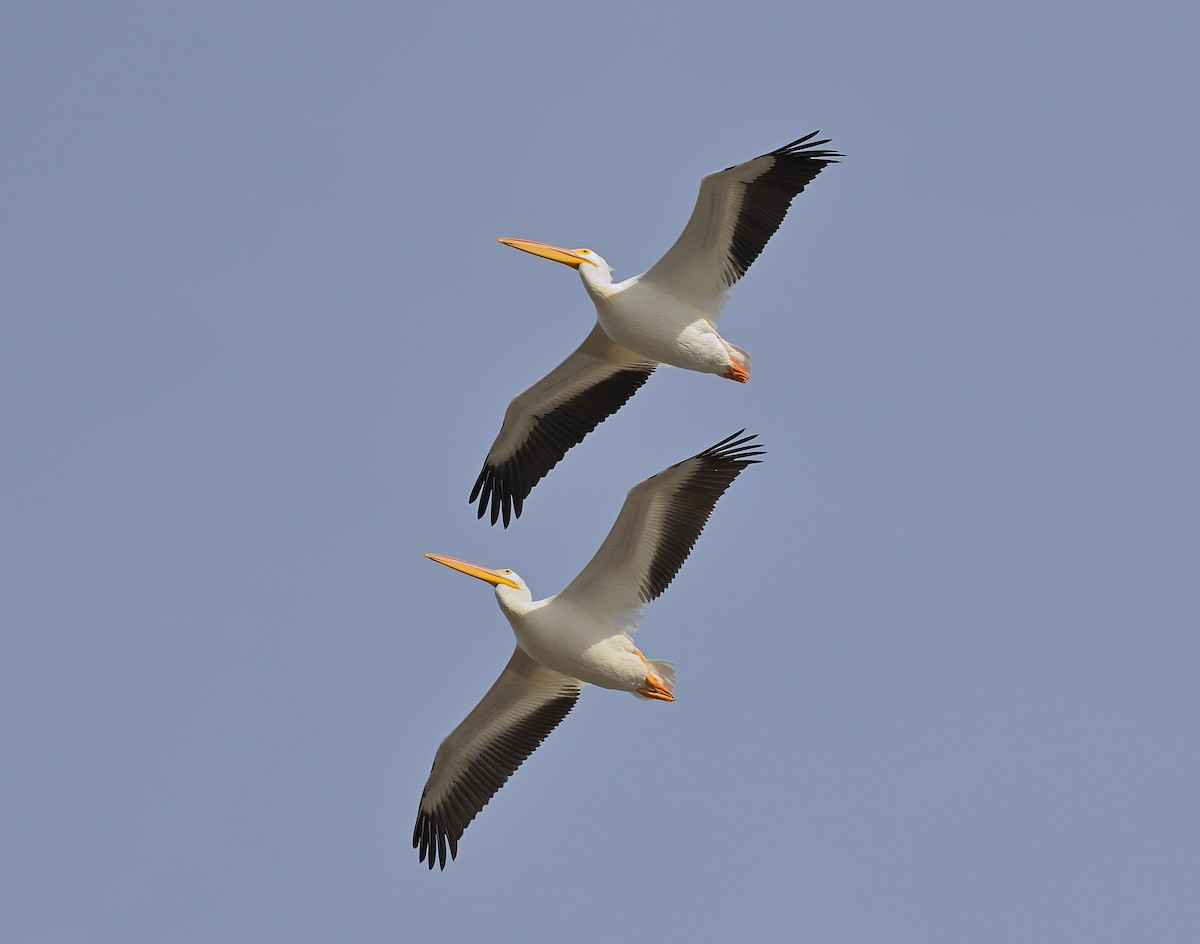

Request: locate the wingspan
(642, 132), (841, 307)
(470, 324), (657, 527)
(557, 431), (765, 618)
(413, 647), (582, 870)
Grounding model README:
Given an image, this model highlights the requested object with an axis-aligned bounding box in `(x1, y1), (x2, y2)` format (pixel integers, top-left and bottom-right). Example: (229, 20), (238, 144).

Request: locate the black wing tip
(469, 464), (519, 528)
(699, 428), (767, 465)
(771, 130), (844, 163)
(413, 812), (457, 871)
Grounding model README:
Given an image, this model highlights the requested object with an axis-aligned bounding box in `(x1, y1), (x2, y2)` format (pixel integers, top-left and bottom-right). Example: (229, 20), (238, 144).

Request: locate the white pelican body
(581, 266), (748, 380)
(414, 431), (763, 869)
(471, 132), (839, 526)
(498, 592), (658, 695)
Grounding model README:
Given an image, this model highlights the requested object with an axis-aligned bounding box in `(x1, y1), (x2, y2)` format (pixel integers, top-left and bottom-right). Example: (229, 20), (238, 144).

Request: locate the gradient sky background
(4, 2), (1198, 941)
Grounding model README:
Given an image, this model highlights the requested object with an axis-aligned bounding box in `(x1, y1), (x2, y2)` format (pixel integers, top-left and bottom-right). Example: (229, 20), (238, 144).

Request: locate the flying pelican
(470, 131), (838, 527)
(415, 430), (764, 869)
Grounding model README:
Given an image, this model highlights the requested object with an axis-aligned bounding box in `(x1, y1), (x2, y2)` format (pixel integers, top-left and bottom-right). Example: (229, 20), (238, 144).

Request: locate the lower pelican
(414, 430), (764, 868)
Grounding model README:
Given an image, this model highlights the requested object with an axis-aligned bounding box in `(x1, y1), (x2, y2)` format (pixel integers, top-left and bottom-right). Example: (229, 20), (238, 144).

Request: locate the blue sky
(3, 2), (1198, 941)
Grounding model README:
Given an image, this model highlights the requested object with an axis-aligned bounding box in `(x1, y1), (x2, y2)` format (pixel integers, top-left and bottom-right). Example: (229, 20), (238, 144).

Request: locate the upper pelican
(470, 131), (839, 526)
(415, 431), (764, 869)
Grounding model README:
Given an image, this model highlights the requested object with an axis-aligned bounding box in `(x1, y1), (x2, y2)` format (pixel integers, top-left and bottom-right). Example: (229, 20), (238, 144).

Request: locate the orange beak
(425, 552), (521, 590)
(498, 237), (597, 268)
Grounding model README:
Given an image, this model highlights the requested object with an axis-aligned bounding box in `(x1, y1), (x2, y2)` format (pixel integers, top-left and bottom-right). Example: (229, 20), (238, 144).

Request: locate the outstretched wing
(642, 132), (841, 309)
(470, 324), (657, 527)
(556, 431), (765, 619)
(413, 647), (582, 870)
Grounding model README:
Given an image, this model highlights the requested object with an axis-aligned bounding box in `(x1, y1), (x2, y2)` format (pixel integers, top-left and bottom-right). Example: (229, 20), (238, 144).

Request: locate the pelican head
(425, 552), (531, 600)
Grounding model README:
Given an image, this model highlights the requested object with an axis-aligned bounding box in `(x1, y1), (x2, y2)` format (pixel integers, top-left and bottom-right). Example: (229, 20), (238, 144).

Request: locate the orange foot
(722, 361), (750, 383)
(637, 672), (675, 702)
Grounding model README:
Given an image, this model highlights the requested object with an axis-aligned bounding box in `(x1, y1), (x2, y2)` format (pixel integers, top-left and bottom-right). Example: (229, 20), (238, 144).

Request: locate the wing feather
(471, 324), (657, 527)
(557, 431), (764, 618)
(642, 132), (841, 306)
(413, 647), (581, 869)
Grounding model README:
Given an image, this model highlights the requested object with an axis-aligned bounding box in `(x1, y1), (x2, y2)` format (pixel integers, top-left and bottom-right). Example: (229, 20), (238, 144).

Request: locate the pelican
(415, 430), (764, 869)
(470, 131), (838, 526)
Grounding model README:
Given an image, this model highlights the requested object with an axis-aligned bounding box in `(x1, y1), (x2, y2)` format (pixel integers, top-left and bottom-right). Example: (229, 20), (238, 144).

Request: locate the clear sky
(3, 2), (1198, 941)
